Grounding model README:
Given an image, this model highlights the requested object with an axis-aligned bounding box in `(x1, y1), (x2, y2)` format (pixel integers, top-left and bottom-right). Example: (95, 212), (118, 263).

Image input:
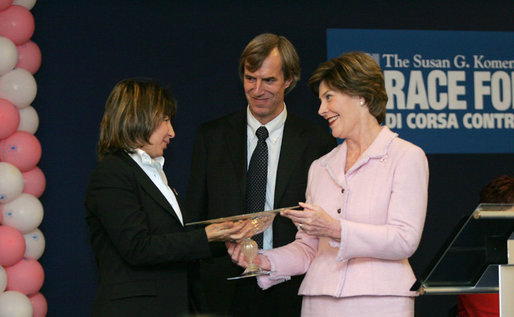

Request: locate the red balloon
(0, 0), (14, 11)
(0, 130), (41, 172)
(16, 40), (41, 74)
(0, 225), (26, 266)
(6, 257), (44, 295)
(29, 292), (48, 317)
(0, 5), (35, 45)
(22, 166), (45, 198)
(0, 98), (20, 139)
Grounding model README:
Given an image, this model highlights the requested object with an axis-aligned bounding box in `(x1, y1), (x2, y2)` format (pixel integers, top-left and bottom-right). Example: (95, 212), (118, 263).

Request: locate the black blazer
(185, 109), (337, 314)
(85, 150), (211, 317)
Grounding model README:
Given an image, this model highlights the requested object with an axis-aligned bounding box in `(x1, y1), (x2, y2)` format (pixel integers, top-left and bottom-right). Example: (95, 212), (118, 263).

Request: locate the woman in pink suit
(228, 51), (429, 316)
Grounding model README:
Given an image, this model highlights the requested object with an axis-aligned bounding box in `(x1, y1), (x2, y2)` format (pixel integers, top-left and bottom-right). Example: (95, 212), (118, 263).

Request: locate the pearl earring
(360, 100), (364, 106)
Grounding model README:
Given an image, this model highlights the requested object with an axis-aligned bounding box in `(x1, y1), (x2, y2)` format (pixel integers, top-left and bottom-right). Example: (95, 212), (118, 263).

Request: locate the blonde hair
(97, 78), (176, 160)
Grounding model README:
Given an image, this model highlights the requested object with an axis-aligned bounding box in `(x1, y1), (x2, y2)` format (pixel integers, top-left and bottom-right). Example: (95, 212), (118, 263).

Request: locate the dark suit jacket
(85, 150), (212, 317)
(185, 109), (337, 315)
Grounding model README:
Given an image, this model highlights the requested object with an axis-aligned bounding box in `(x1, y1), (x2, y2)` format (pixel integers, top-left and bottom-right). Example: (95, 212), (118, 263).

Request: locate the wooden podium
(411, 203), (514, 316)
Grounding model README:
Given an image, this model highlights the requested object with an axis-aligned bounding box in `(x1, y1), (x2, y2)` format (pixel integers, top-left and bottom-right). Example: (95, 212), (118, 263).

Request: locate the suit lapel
(274, 113), (308, 207)
(119, 152), (182, 224)
(222, 111), (309, 209)
(223, 110), (248, 203)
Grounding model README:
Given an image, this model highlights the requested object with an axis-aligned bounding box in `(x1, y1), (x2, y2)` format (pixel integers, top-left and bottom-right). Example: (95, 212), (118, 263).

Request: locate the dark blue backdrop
(29, 1), (514, 316)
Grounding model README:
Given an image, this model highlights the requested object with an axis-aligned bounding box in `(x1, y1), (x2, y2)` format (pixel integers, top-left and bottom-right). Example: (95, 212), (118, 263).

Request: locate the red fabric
(457, 294), (499, 317)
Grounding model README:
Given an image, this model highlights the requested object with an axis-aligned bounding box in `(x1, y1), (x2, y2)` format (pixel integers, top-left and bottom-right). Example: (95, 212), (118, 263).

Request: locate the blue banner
(327, 29), (514, 153)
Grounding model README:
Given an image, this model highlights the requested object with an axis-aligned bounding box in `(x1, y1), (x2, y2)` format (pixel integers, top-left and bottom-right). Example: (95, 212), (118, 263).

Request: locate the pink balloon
(29, 292), (47, 317)
(0, 5), (35, 45)
(16, 40), (40, 74)
(0, 0), (14, 11)
(0, 98), (20, 138)
(0, 131), (41, 172)
(0, 225), (26, 266)
(6, 257), (44, 295)
(22, 166), (45, 197)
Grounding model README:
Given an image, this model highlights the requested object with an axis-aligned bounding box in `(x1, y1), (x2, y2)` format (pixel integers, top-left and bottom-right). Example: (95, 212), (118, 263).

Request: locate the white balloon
(0, 162), (24, 204)
(0, 68), (37, 108)
(12, 0), (37, 10)
(0, 291), (33, 317)
(1, 193), (43, 234)
(23, 228), (45, 260)
(0, 37), (18, 76)
(0, 265), (6, 292)
(17, 106), (39, 134)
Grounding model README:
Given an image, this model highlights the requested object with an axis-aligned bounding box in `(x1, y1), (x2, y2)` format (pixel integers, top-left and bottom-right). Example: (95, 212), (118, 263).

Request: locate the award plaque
(186, 206), (301, 279)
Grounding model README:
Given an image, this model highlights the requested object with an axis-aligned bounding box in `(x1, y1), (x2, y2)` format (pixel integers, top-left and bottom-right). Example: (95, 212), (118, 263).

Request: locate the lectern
(411, 203), (514, 316)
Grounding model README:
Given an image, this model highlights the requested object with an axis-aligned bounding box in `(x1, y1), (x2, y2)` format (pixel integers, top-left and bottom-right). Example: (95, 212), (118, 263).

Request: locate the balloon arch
(0, 0), (47, 316)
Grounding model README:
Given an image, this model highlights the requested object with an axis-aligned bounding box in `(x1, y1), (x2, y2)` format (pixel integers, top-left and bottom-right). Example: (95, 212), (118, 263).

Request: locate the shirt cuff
(256, 250), (291, 289)
(329, 218), (348, 262)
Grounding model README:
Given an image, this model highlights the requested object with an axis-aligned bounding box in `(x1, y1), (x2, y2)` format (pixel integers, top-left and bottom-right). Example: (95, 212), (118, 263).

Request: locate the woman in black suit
(85, 78), (250, 317)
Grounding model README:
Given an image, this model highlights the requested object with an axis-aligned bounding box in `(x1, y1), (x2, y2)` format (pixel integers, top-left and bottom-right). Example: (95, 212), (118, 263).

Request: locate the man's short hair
(238, 33), (300, 95)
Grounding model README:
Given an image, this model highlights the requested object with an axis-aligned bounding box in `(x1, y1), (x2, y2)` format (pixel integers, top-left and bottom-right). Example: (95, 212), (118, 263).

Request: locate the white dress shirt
(128, 149), (184, 225)
(247, 105), (286, 249)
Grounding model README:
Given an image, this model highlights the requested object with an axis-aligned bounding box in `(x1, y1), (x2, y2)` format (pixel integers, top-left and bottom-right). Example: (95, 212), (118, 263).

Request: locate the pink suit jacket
(258, 126), (429, 298)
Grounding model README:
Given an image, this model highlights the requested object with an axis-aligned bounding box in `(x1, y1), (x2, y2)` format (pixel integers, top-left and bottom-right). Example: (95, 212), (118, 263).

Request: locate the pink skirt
(301, 295), (414, 317)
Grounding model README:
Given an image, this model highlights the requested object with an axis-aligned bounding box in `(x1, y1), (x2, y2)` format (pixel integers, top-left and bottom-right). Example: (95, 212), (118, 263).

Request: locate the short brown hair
(480, 175), (514, 204)
(308, 51), (387, 124)
(97, 78), (176, 160)
(238, 33), (300, 95)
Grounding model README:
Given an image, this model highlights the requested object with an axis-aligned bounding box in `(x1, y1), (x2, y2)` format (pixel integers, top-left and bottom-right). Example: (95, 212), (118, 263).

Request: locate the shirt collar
(132, 148), (165, 169)
(320, 126), (398, 177)
(247, 103), (287, 143)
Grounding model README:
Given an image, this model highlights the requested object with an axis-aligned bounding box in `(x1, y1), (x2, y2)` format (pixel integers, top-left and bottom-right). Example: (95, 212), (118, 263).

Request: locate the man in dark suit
(185, 33), (337, 316)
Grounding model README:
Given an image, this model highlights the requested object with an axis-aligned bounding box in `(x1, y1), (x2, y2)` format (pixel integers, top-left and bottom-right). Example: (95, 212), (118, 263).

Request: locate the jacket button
(337, 208), (341, 214)
(341, 188), (345, 194)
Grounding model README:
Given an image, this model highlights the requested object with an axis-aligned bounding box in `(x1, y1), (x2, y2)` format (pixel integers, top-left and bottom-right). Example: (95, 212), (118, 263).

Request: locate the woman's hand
(226, 241), (271, 270)
(281, 202), (341, 241)
(205, 220), (255, 242)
